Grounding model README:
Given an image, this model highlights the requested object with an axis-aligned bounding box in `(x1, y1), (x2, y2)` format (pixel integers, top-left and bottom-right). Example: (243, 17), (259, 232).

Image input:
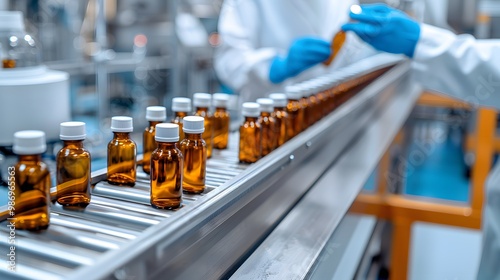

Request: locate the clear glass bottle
(257, 98), (278, 156)
(212, 93), (230, 149)
(171, 97), (192, 142)
(239, 102), (262, 163)
(107, 116), (137, 186)
(151, 123), (183, 209)
(12, 130), (51, 230)
(143, 106), (167, 174)
(56, 122), (91, 207)
(285, 86), (304, 139)
(0, 11), (41, 69)
(193, 93), (214, 158)
(180, 116), (207, 194)
(269, 93), (289, 147)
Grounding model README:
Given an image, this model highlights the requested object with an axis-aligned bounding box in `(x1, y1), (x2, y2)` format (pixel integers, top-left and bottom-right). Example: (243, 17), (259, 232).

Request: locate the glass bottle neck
(185, 133), (203, 140)
(196, 107), (209, 113)
(244, 116), (259, 122)
(18, 154), (42, 162)
(113, 132), (131, 139)
(157, 142), (178, 149)
(174, 112), (188, 118)
(261, 112), (272, 118)
(215, 107), (227, 112)
(62, 140), (84, 148)
(274, 106), (285, 111)
(149, 121), (162, 127)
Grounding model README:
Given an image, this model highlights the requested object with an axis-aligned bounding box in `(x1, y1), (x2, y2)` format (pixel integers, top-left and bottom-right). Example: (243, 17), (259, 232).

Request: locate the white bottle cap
(269, 93), (287, 107)
(0, 11), (25, 32)
(172, 97), (192, 112)
(242, 102), (261, 117)
(155, 123), (179, 142)
(285, 85), (302, 100)
(193, 93), (212, 108)
(182, 116), (205, 134)
(146, 106), (167, 121)
(13, 130), (46, 155)
(111, 116), (133, 132)
(60, 122), (86, 140)
(213, 93), (230, 108)
(256, 98), (274, 113)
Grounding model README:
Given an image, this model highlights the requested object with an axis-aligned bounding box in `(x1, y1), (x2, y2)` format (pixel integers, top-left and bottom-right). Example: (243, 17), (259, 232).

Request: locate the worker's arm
(214, 0), (331, 95)
(214, 0), (277, 94)
(343, 4), (500, 109)
(413, 24), (500, 109)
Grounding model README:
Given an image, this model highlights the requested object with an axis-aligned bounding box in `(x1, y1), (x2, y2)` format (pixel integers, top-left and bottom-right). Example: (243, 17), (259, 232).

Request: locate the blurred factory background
(0, 0), (499, 279)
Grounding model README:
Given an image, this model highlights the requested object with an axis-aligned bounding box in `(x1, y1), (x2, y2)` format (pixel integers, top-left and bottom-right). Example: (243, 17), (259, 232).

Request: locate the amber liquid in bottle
(194, 107), (213, 158)
(239, 117), (262, 163)
(56, 140), (91, 207)
(286, 98), (304, 139)
(259, 112), (278, 156)
(180, 133), (207, 193)
(273, 107), (289, 147)
(172, 112), (188, 141)
(13, 155), (51, 230)
(213, 107), (230, 149)
(143, 121), (162, 174)
(308, 94), (320, 124)
(107, 132), (137, 186)
(2, 59), (16, 68)
(301, 96), (312, 129)
(151, 142), (183, 209)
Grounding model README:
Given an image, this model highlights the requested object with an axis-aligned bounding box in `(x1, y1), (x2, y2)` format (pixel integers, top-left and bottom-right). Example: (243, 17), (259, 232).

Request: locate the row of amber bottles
(238, 96), (289, 164)
(12, 123), (92, 231)
(239, 75), (347, 165)
(150, 117), (206, 209)
(169, 94), (231, 160)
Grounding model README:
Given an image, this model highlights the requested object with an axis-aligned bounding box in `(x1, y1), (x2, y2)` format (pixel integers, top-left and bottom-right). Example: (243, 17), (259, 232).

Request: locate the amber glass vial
(212, 93), (230, 149)
(239, 102), (262, 163)
(12, 130), (51, 230)
(257, 98), (278, 156)
(56, 122), (91, 207)
(180, 116), (207, 194)
(193, 93), (214, 158)
(108, 116), (137, 186)
(143, 106), (167, 174)
(269, 93), (289, 147)
(323, 30), (346, 66)
(151, 123), (183, 209)
(300, 85), (314, 127)
(171, 97), (192, 141)
(285, 86), (305, 139)
(2, 59), (16, 68)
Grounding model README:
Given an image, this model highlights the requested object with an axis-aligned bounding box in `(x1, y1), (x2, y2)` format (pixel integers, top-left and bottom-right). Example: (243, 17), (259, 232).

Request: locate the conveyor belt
(0, 53), (410, 280)
(0, 137), (248, 280)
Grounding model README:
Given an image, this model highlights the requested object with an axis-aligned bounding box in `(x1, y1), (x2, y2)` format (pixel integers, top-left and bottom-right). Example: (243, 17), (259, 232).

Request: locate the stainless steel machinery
(0, 54), (422, 279)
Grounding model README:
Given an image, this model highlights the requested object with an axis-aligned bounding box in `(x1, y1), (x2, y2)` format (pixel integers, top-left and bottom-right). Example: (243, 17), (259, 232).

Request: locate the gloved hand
(269, 36), (331, 84)
(342, 4), (421, 58)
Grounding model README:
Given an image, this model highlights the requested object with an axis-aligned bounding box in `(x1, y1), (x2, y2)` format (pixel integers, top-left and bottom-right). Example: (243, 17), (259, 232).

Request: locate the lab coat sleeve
(214, 0), (279, 94)
(412, 24), (500, 109)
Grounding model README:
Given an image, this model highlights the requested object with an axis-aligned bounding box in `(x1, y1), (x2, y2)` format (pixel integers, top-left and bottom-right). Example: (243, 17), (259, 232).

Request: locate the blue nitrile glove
(342, 4), (421, 58)
(269, 36), (331, 84)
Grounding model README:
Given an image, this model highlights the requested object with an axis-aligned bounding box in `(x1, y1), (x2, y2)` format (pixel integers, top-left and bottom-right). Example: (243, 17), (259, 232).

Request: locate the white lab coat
(214, 0), (375, 104)
(413, 24), (500, 279)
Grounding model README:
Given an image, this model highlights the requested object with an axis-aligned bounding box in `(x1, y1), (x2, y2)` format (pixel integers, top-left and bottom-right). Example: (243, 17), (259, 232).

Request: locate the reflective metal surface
(232, 69), (421, 279)
(0, 54), (415, 280)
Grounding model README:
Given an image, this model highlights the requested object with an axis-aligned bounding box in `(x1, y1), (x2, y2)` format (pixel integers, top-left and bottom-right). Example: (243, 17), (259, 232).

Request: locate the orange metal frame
(350, 92), (498, 279)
